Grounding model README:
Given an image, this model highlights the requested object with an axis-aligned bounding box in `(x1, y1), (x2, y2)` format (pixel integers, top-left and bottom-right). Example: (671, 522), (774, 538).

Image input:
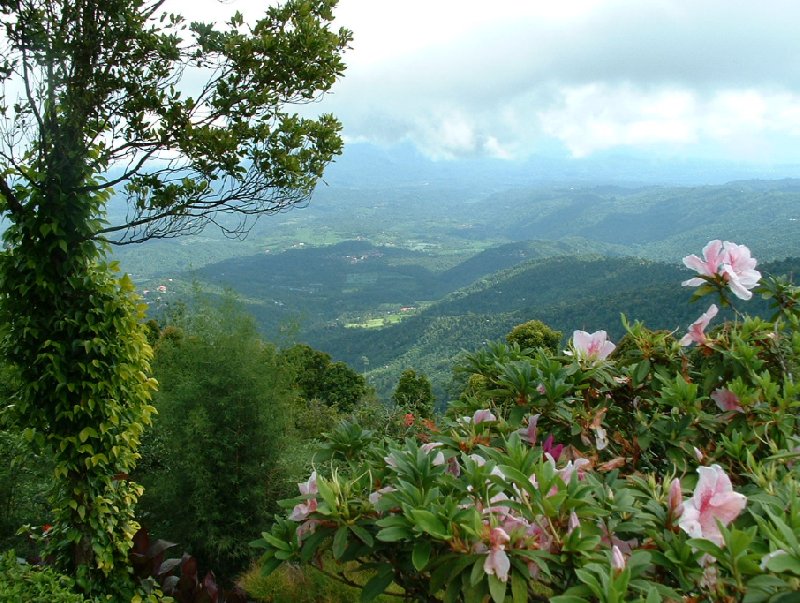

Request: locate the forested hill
(304, 255), (800, 402)
(113, 178), (800, 402)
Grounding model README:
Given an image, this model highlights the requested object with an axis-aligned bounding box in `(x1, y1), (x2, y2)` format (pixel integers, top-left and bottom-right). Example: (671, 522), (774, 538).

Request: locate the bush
(254, 241), (800, 602)
(0, 550), (88, 603)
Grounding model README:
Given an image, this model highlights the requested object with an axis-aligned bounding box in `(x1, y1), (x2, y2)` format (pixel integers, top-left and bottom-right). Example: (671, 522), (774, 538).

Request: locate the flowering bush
(253, 242), (800, 602)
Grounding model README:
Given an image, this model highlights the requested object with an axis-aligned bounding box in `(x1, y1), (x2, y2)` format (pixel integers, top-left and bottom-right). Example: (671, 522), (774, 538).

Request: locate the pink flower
(611, 545), (626, 571)
(541, 435), (564, 461)
(291, 471), (319, 521)
(567, 512), (580, 535)
(289, 497), (317, 521)
(157, 285), (167, 293)
(678, 465), (747, 545)
(298, 471), (317, 496)
(517, 414), (540, 445)
(483, 527), (511, 582)
(682, 240), (761, 300)
(568, 330), (616, 363)
(720, 241), (761, 300)
(679, 304), (718, 346)
(711, 388), (744, 413)
(421, 442), (446, 466)
(682, 240), (726, 285)
(473, 409), (497, 424)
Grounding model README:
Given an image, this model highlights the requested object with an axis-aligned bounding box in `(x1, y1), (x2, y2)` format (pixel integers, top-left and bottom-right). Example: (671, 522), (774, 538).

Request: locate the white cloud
(169, 0), (800, 163)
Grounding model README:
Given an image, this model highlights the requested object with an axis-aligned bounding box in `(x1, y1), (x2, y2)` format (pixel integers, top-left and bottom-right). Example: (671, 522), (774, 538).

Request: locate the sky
(175, 0), (800, 164)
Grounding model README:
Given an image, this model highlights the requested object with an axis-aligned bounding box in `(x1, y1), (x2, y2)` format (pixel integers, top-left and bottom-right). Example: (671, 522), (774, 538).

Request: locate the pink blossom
(679, 304), (718, 346)
(298, 471), (317, 496)
(289, 497), (317, 521)
(473, 409), (497, 424)
(567, 512), (580, 535)
(682, 240), (761, 300)
(290, 471), (319, 521)
(517, 414), (540, 445)
(678, 465), (747, 545)
(711, 388), (744, 413)
(542, 435), (564, 461)
(557, 458), (590, 485)
(446, 456), (461, 477)
(568, 330), (616, 363)
(720, 241), (761, 300)
(483, 527), (511, 582)
(682, 240), (726, 285)
(611, 545), (626, 571)
(421, 442), (446, 465)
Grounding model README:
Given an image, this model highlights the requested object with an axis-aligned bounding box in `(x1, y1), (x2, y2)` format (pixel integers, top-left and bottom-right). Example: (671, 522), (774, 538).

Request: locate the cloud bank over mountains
(177, 0), (800, 164)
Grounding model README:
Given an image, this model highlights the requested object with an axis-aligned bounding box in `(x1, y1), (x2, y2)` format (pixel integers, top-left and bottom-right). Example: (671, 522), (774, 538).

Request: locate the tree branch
(0, 175), (24, 215)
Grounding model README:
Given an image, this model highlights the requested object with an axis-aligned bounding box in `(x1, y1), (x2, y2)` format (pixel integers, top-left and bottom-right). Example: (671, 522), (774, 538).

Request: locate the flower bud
(668, 477), (683, 518)
(611, 545), (626, 571)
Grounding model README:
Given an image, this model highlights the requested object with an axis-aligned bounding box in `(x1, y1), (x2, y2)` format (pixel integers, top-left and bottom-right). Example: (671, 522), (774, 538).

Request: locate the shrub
(0, 550), (88, 603)
(254, 241), (800, 602)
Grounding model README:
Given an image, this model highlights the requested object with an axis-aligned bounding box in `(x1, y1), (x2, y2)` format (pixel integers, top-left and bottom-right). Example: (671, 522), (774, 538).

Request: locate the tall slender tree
(0, 0), (349, 595)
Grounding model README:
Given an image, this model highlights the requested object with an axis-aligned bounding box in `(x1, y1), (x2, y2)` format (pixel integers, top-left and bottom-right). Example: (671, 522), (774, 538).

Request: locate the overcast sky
(177, 0), (800, 163)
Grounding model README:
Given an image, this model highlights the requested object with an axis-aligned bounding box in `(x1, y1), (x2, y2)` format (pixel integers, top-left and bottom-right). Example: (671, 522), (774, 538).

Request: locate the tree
(283, 344), (370, 412)
(392, 368), (434, 418)
(505, 319), (562, 353)
(0, 0), (350, 596)
(137, 301), (294, 581)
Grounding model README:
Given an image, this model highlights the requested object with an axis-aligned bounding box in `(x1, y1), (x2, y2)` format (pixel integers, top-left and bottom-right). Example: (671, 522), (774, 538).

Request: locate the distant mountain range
(111, 175), (800, 403)
(322, 142), (800, 188)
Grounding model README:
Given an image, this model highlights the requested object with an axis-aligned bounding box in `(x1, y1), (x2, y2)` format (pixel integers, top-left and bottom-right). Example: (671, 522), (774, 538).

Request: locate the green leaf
(488, 574), (506, 603)
(765, 552), (800, 575)
(332, 525), (348, 559)
(360, 566), (394, 603)
(259, 555), (283, 577)
(511, 569), (528, 603)
(410, 510), (448, 539)
(349, 524), (374, 547)
(376, 526), (411, 542)
(550, 596), (591, 603)
(412, 540), (431, 571)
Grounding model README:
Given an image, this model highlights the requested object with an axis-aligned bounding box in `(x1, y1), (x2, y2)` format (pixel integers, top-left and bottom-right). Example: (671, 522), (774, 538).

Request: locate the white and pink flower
(483, 526), (511, 582)
(567, 330), (616, 363)
(679, 304), (718, 346)
(678, 465), (747, 546)
(682, 240), (761, 300)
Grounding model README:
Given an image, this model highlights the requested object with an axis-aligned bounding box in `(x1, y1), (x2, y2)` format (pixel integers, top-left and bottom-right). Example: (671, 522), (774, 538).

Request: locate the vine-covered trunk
(0, 181), (157, 596)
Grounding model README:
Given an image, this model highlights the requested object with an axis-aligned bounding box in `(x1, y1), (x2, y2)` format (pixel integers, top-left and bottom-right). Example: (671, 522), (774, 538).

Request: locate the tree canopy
(0, 0), (351, 243)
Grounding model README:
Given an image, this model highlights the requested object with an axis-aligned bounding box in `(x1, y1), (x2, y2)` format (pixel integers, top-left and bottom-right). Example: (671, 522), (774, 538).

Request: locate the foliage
(130, 527), (247, 603)
(392, 369), (434, 418)
(136, 300), (294, 581)
(0, 186), (158, 596)
(505, 320), (562, 354)
(283, 344), (372, 412)
(0, 550), (89, 603)
(240, 555), (400, 603)
(253, 243), (800, 602)
(0, 0), (351, 243)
